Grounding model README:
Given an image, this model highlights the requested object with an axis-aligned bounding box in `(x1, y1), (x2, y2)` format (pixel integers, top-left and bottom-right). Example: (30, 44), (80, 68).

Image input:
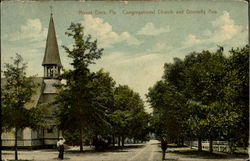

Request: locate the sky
(1, 0), (248, 113)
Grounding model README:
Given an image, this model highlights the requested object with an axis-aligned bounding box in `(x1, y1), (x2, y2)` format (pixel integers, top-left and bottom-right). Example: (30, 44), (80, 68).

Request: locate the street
(2, 140), (248, 161)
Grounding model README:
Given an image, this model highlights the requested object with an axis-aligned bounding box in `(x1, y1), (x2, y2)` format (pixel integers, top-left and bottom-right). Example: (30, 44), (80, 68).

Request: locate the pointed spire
(50, 6), (53, 16)
(42, 13), (62, 67)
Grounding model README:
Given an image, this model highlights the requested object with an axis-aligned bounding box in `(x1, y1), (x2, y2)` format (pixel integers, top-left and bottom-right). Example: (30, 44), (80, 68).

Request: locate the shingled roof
(42, 14), (62, 67)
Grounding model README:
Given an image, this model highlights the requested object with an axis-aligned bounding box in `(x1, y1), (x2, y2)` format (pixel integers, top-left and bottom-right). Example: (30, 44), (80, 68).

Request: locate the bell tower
(42, 12), (62, 93)
(40, 11), (63, 146)
(42, 12), (62, 78)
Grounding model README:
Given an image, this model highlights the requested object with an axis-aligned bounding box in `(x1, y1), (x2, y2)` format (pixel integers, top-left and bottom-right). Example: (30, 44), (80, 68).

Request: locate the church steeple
(42, 13), (62, 78)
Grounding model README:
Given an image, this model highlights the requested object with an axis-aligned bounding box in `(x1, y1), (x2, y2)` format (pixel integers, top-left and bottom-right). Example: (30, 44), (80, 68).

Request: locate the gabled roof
(1, 77), (44, 109)
(42, 14), (62, 67)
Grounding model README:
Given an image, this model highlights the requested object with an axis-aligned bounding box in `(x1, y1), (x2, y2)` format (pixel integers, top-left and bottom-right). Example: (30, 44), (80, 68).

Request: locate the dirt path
(2, 140), (248, 161)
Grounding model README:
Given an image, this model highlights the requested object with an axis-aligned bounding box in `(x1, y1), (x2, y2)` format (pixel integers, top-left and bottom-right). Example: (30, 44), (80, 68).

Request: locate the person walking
(57, 137), (65, 159)
(161, 138), (168, 160)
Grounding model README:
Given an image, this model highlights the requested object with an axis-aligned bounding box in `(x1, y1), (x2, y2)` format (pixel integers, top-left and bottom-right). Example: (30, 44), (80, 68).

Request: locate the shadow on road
(52, 157), (71, 160)
(153, 143), (187, 148)
(164, 158), (179, 161)
(66, 144), (146, 154)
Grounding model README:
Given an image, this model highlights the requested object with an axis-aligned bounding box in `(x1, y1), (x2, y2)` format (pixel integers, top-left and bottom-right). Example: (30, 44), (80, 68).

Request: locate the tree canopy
(147, 45), (249, 153)
(56, 23), (151, 151)
(1, 54), (42, 160)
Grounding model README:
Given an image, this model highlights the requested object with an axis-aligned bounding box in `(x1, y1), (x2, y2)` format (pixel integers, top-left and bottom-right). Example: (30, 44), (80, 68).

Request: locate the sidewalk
(2, 145), (94, 161)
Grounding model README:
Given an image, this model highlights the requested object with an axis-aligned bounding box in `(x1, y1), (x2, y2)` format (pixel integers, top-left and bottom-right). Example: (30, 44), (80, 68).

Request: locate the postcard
(1, 0), (248, 161)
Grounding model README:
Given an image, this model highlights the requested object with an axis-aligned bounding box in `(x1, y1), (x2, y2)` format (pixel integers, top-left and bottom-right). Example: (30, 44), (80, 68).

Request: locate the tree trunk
(209, 139), (213, 153)
(80, 128), (83, 152)
(177, 136), (180, 146)
(121, 135), (124, 147)
(112, 134), (115, 147)
(198, 138), (202, 151)
(133, 138), (136, 144)
(190, 140), (192, 149)
(42, 129), (45, 145)
(0, 110), (2, 161)
(15, 128), (18, 160)
(118, 136), (121, 147)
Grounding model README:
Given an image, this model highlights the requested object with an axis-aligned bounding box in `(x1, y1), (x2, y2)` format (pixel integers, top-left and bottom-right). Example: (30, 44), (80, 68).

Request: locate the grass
(235, 147), (248, 154)
(170, 148), (248, 159)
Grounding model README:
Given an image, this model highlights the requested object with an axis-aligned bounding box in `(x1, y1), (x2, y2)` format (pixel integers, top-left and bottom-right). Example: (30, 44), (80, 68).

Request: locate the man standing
(161, 137), (168, 160)
(57, 137), (65, 159)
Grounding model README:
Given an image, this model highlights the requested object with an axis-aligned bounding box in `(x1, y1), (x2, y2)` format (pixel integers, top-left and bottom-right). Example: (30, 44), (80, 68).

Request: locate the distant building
(1, 13), (62, 148)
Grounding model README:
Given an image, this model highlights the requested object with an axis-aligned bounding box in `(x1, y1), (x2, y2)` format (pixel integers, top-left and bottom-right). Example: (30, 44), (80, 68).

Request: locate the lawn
(169, 148), (248, 160)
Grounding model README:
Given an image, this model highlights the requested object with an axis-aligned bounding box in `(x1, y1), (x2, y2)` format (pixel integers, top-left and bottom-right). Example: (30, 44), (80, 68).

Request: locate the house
(1, 13), (62, 149)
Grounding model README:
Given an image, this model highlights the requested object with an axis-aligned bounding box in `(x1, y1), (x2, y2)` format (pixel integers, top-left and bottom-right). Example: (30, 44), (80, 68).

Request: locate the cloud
(8, 19), (47, 42)
(2, 18), (50, 75)
(120, 0), (129, 4)
(184, 34), (203, 45)
(137, 22), (170, 35)
(146, 42), (171, 53)
(90, 51), (165, 92)
(183, 11), (247, 47)
(2, 18), (62, 77)
(80, 15), (142, 48)
(211, 11), (241, 42)
(1, 43), (44, 77)
(90, 50), (174, 113)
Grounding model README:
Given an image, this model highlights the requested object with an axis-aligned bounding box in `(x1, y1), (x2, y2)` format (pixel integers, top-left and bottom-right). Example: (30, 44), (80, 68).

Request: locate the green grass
(170, 148), (248, 159)
(235, 147), (248, 154)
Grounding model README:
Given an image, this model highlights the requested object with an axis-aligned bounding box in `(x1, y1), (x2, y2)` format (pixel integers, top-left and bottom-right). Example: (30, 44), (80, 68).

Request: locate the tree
(129, 108), (151, 142)
(1, 54), (37, 160)
(147, 80), (187, 145)
(221, 45), (249, 151)
(148, 46), (248, 153)
(182, 49), (229, 152)
(89, 69), (116, 150)
(110, 85), (150, 147)
(56, 23), (103, 152)
(57, 23), (150, 151)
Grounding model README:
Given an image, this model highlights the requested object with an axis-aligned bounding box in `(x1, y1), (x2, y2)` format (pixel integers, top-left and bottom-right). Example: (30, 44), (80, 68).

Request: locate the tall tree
(183, 49), (228, 152)
(110, 85), (149, 147)
(90, 69), (116, 150)
(56, 23), (103, 152)
(148, 46), (248, 153)
(147, 80), (186, 144)
(221, 45), (249, 151)
(1, 54), (36, 160)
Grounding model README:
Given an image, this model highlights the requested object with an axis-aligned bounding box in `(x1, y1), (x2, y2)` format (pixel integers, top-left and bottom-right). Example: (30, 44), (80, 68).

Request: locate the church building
(2, 13), (62, 148)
